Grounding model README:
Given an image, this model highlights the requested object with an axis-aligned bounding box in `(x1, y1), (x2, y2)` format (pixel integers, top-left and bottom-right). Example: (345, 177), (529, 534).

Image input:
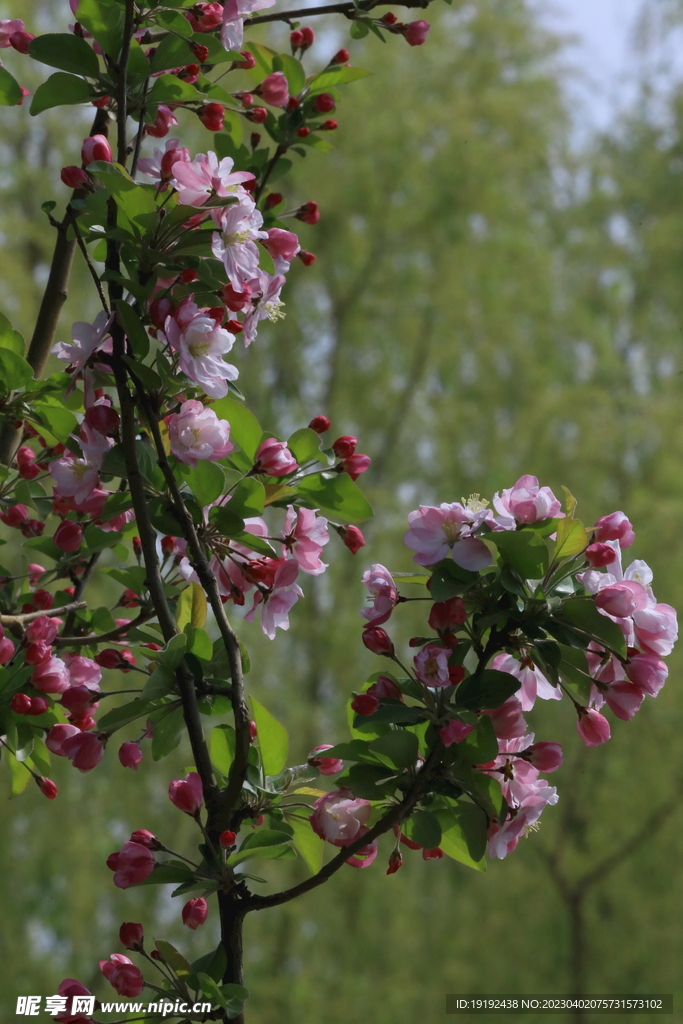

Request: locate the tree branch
(0, 600), (86, 627)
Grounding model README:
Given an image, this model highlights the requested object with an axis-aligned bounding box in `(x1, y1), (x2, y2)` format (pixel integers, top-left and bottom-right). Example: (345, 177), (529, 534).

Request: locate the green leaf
(29, 34), (100, 77)
(143, 666), (177, 700)
(30, 72), (94, 116)
(7, 751), (31, 797)
(155, 940), (191, 978)
(150, 31), (193, 74)
(558, 596), (627, 657)
(272, 53), (306, 94)
(0, 67), (22, 106)
(250, 696), (288, 777)
(404, 810), (442, 849)
(0, 349), (32, 392)
(156, 9), (193, 38)
(350, 19), (370, 38)
(557, 644), (592, 704)
(197, 974), (228, 1012)
(340, 762), (398, 799)
(176, 582), (208, 631)
(87, 162), (157, 234)
(148, 74), (204, 105)
(369, 730), (418, 770)
(29, 403), (78, 444)
(489, 529), (548, 579)
(429, 560), (478, 601)
(211, 397), (262, 459)
(456, 669), (521, 711)
(75, 0), (124, 56)
(185, 460), (226, 507)
(459, 715), (499, 764)
(435, 804), (487, 870)
(320, 739), (378, 763)
(210, 724), (236, 776)
(0, 312), (24, 355)
(136, 862), (196, 886)
(186, 625), (213, 661)
(151, 706), (185, 760)
(297, 472), (373, 523)
(228, 478), (265, 518)
(287, 427), (324, 465)
(97, 698), (152, 733)
(554, 517), (589, 560)
(189, 946), (227, 987)
(288, 815), (324, 874)
(308, 66), (373, 93)
(245, 42), (277, 83)
(115, 300), (150, 359)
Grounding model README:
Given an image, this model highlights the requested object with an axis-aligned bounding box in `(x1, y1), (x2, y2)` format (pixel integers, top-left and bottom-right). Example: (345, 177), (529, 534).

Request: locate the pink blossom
(111, 841), (155, 888)
(246, 558), (304, 638)
(494, 474), (563, 524)
(310, 787), (372, 845)
(61, 686), (98, 716)
(56, 977), (94, 1023)
(211, 200), (267, 288)
(61, 731), (105, 772)
(173, 150), (255, 207)
(625, 652), (668, 696)
(308, 745), (344, 775)
(488, 742), (559, 808)
(594, 580), (650, 618)
(362, 627), (394, 656)
(138, 138), (190, 181)
(46, 724), (81, 756)
(26, 615), (60, 644)
(254, 437), (298, 476)
(53, 311), (112, 374)
(169, 771), (204, 814)
(221, 0), (276, 51)
(593, 511), (635, 548)
(576, 707), (611, 747)
(402, 20), (430, 45)
(491, 653), (560, 711)
(0, 19), (25, 46)
(146, 104), (178, 138)
(633, 603), (678, 657)
(524, 741), (563, 772)
(604, 680), (646, 721)
(182, 897), (208, 929)
(99, 954), (144, 997)
(483, 695), (528, 739)
(119, 742), (143, 770)
(367, 675), (403, 701)
(32, 656), (71, 694)
(404, 502), (492, 569)
(82, 135), (112, 165)
(119, 922), (144, 950)
(360, 563), (397, 624)
(439, 720), (475, 746)
(241, 271), (287, 346)
(413, 643), (451, 688)
(256, 71), (290, 106)
(162, 303), (238, 398)
(263, 227), (300, 272)
(282, 505), (329, 574)
(168, 399), (233, 466)
(186, 2), (224, 30)
(487, 794), (549, 859)
(49, 458), (99, 505)
(0, 636), (14, 663)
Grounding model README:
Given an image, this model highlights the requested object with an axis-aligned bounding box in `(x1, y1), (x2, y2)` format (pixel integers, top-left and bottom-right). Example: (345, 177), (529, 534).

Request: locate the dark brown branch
(55, 609), (154, 648)
(248, 0), (431, 25)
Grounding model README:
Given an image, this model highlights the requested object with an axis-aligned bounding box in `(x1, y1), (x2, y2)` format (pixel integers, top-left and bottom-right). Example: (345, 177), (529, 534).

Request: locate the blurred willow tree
(0, 0), (682, 1022)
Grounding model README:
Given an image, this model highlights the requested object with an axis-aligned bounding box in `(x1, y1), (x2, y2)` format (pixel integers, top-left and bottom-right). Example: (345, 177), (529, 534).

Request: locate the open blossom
(168, 400), (233, 466)
(633, 603), (678, 657)
(221, 0), (276, 50)
(594, 579), (651, 618)
(254, 437), (298, 476)
(404, 503), (492, 570)
(487, 793), (549, 860)
(282, 505), (329, 574)
(61, 731), (105, 772)
(361, 564), (398, 625)
(246, 558), (304, 638)
(0, 19), (25, 46)
(172, 150), (255, 206)
(413, 643), (451, 687)
(491, 653), (560, 712)
(162, 303), (238, 398)
(484, 695), (528, 739)
(241, 271), (287, 347)
(493, 475), (563, 524)
(137, 138), (190, 181)
(52, 311), (112, 375)
(32, 656), (71, 694)
(99, 954), (144, 997)
(211, 200), (267, 288)
(310, 788), (371, 845)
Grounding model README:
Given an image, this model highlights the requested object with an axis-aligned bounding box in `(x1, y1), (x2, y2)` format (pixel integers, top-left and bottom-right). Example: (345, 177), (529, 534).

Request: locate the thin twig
(0, 601), (86, 627)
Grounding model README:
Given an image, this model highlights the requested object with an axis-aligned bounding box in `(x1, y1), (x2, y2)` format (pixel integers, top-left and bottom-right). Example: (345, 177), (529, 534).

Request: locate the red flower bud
(119, 742), (143, 770)
(36, 776), (58, 799)
(182, 897), (208, 929)
(119, 922), (144, 950)
(287, 96), (300, 111)
(362, 627), (394, 656)
(297, 126), (310, 137)
(246, 107), (268, 124)
(10, 30), (35, 53)
(308, 414), (331, 433)
(61, 165), (90, 189)
(198, 102), (225, 131)
(219, 829), (237, 848)
(298, 250), (316, 266)
(351, 692), (379, 715)
(10, 693), (32, 715)
(381, 12), (398, 24)
(81, 134), (112, 166)
(386, 849), (403, 874)
(84, 403), (120, 435)
(234, 51), (256, 69)
(191, 42), (209, 63)
(290, 30), (303, 47)
(339, 524), (365, 554)
(296, 201), (320, 224)
(331, 48), (350, 65)
(301, 26), (315, 48)
(54, 520), (83, 553)
(319, 119), (338, 131)
(264, 192), (284, 209)
(332, 435), (357, 458)
(314, 93), (335, 113)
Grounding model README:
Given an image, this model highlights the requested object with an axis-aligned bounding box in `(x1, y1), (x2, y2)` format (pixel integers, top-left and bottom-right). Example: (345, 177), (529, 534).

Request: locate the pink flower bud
(234, 51), (256, 69)
(367, 675), (403, 701)
(119, 741), (143, 770)
(524, 741), (563, 772)
(130, 829), (159, 848)
(99, 954), (144, 997)
(585, 542), (617, 568)
(95, 647), (135, 670)
(342, 454), (372, 483)
(54, 520), (83, 553)
(61, 731), (105, 772)
(60, 685), (97, 715)
(307, 744), (344, 775)
(9, 30), (35, 53)
(308, 414), (330, 433)
(339, 524), (365, 554)
(112, 841), (156, 888)
(84, 403), (120, 435)
(362, 627), (394, 656)
(119, 922), (144, 950)
(33, 656), (71, 694)
(146, 103), (178, 138)
(36, 776), (58, 799)
(0, 503), (29, 527)
(429, 597), (467, 631)
(576, 707), (611, 747)
(246, 106), (268, 124)
(249, 720), (258, 742)
(254, 437), (299, 476)
(256, 71), (289, 107)
(351, 692), (379, 716)
(263, 227), (300, 262)
(219, 829), (237, 848)
(0, 636), (14, 664)
(26, 615), (60, 644)
(402, 20), (430, 45)
(625, 652), (668, 696)
(439, 720), (474, 747)
(60, 165), (89, 189)
(46, 723), (80, 756)
(593, 511), (635, 548)
(332, 435), (357, 457)
(182, 897), (208, 929)
(81, 134), (112, 166)
(168, 771), (203, 814)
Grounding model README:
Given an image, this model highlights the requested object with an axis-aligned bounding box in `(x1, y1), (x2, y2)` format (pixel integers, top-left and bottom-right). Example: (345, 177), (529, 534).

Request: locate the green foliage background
(1, 1), (682, 1022)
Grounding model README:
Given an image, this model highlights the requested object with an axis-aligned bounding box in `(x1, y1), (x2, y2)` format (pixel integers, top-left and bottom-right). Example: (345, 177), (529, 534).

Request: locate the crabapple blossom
(310, 788), (372, 845)
(0, 19), (25, 46)
(241, 271), (287, 346)
(172, 150), (255, 206)
(221, 0), (276, 52)
(81, 135), (112, 165)
(246, 558), (304, 638)
(110, 841), (156, 888)
(146, 104), (178, 138)
(99, 954), (144, 997)
(256, 71), (289, 107)
(632, 603), (678, 657)
(211, 200), (267, 287)
(576, 707), (611, 747)
(308, 745), (344, 775)
(625, 652), (668, 695)
(404, 502), (492, 570)
(413, 643), (451, 687)
(162, 303), (238, 398)
(263, 227), (300, 270)
(360, 564), (398, 625)
(523, 741), (563, 772)
(61, 731), (105, 773)
(168, 400), (233, 466)
(362, 627), (394, 656)
(32, 656), (71, 694)
(494, 474), (563, 524)
(282, 505), (329, 574)
(491, 653), (560, 712)
(254, 437), (298, 476)
(119, 742), (143, 769)
(440, 720), (475, 746)
(168, 771), (204, 814)
(182, 897), (208, 929)
(484, 696), (528, 739)
(593, 510), (635, 548)
(52, 311), (112, 376)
